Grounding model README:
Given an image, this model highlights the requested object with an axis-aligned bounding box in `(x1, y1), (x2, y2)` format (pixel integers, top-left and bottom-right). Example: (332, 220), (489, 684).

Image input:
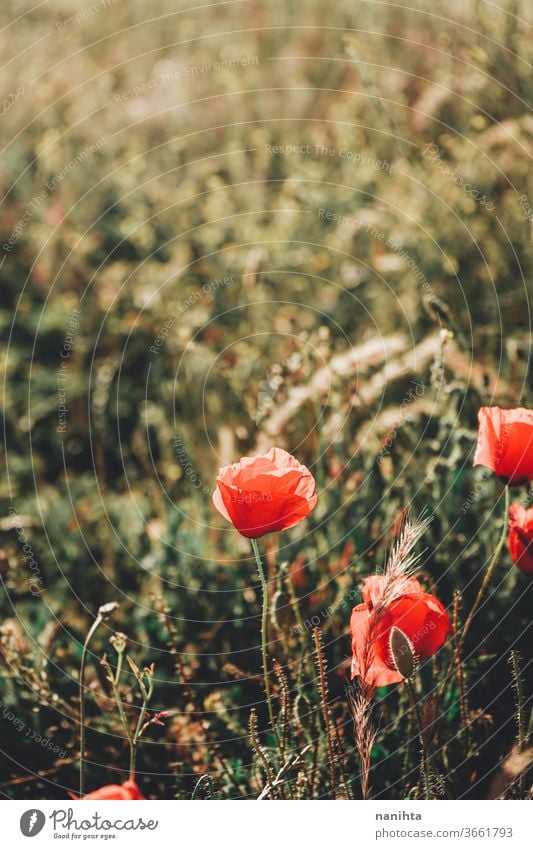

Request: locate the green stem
(107, 652), (135, 780)
(251, 538), (281, 752)
(405, 677), (432, 800)
(79, 614), (103, 797)
(129, 742), (137, 783)
(460, 485), (510, 650)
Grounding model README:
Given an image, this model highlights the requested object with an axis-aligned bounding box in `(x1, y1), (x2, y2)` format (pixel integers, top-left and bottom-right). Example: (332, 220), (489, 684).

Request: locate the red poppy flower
(82, 780), (145, 800)
(213, 447), (317, 538)
(508, 504), (533, 576)
(350, 575), (452, 687)
(473, 407), (533, 485)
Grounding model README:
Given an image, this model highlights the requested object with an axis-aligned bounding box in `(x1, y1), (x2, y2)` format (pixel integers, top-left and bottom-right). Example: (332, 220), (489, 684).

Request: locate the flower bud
(110, 632), (127, 654)
(98, 602), (119, 621)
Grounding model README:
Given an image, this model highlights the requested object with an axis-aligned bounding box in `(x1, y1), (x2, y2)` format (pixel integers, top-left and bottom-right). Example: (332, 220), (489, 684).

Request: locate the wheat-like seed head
(371, 510), (432, 613)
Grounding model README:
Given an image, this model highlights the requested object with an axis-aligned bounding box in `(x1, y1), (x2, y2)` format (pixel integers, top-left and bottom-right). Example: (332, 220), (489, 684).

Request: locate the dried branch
(257, 745), (311, 800)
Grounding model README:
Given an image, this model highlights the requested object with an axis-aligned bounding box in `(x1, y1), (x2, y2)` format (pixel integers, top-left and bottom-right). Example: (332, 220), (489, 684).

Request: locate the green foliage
(0, 0), (532, 799)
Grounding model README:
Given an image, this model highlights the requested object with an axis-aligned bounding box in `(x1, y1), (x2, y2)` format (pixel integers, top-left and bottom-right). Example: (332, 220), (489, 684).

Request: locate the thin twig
(257, 745), (311, 800)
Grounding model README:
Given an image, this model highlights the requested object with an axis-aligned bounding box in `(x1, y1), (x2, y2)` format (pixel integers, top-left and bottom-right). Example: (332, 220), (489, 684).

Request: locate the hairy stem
(405, 678), (432, 800)
(251, 538), (281, 752)
(510, 652), (526, 753)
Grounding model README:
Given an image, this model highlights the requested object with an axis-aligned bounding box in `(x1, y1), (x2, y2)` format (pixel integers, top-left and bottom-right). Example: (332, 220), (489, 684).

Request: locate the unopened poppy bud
(389, 626), (416, 679)
(98, 602), (119, 621)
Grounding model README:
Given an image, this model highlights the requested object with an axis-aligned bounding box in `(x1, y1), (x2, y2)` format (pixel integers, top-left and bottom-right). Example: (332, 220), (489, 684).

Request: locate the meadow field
(0, 0), (532, 800)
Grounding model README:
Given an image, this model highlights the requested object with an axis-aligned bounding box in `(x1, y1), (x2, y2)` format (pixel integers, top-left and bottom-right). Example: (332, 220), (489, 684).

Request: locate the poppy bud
(389, 626), (416, 679)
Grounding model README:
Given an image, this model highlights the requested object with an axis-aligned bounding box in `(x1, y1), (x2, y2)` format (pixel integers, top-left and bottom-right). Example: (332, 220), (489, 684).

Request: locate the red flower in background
(473, 407), (533, 485)
(350, 575), (452, 687)
(82, 780), (145, 800)
(213, 447), (317, 538)
(508, 504), (533, 576)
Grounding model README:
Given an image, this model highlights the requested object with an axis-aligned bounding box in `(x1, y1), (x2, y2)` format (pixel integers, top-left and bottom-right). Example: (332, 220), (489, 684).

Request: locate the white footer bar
(4, 799), (530, 849)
